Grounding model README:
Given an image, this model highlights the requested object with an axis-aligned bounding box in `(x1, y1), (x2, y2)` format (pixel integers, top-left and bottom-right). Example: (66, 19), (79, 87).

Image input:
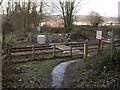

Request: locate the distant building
(42, 15), (118, 27)
(102, 16), (118, 26)
(43, 15), (64, 27)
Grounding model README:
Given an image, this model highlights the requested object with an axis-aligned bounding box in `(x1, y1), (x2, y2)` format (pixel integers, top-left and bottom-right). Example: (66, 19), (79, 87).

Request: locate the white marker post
(96, 30), (102, 52)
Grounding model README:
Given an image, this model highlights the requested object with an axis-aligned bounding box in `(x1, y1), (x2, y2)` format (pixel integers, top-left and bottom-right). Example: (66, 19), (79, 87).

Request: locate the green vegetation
(3, 59), (57, 88)
(70, 50), (119, 88)
(4, 33), (17, 42)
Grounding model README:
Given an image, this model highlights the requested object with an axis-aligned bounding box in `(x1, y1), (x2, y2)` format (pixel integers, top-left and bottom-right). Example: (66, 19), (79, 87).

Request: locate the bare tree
(87, 11), (104, 27)
(0, 0), (3, 5)
(2, 1), (17, 44)
(52, 0), (82, 33)
(2, 0), (47, 42)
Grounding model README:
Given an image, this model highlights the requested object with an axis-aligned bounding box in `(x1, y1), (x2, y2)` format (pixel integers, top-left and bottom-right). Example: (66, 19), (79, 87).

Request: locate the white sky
(1, 0), (120, 17)
(79, 0), (120, 17)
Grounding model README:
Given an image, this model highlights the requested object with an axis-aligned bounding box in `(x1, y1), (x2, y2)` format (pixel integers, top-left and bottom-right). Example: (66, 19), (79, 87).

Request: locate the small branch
(0, 0), (3, 5)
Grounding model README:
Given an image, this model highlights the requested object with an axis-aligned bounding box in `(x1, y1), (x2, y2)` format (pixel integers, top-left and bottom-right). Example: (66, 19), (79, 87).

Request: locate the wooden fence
(2, 41), (120, 63)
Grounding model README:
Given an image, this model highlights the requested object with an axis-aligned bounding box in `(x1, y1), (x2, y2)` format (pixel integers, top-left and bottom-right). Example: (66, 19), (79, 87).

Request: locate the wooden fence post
(98, 39), (102, 52)
(32, 45), (35, 60)
(5, 44), (12, 65)
(6, 44), (11, 60)
(42, 51), (44, 60)
(53, 44), (55, 58)
(70, 42), (72, 57)
(110, 30), (114, 59)
(84, 40), (88, 59)
(6, 44), (9, 59)
(100, 40), (103, 51)
(9, 44), (12, 60)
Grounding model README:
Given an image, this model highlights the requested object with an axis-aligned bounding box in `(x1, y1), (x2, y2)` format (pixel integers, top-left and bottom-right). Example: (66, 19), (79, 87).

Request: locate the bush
(70, 25), (96, 41)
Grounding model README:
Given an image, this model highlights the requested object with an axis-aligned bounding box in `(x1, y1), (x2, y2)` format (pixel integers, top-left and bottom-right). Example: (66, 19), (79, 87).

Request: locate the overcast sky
(1, 0), (120, 17)
(79, 0), (120, 17)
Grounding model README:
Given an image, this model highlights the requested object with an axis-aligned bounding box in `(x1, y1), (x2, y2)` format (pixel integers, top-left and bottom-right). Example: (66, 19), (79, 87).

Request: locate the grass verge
(3, 59), (57, 88)
(68, 50), (120, 89)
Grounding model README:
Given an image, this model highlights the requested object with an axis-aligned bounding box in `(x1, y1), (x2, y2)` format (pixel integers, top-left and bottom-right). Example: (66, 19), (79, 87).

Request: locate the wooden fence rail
(2, 41), (120, 63)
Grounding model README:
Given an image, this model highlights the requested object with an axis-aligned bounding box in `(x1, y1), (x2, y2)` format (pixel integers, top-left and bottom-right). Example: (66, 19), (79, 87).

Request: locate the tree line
(1, 0), (104, 44)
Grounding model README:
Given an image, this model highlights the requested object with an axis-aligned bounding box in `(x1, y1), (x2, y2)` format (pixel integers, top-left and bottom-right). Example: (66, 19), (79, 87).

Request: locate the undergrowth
(72, 49), (120, 89)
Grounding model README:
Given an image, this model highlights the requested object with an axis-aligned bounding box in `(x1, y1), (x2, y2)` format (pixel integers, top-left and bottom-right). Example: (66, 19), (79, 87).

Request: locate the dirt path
(61, 61), (77, 88)
(44, 58), (73, 88)
(44, 58), (80, 88)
